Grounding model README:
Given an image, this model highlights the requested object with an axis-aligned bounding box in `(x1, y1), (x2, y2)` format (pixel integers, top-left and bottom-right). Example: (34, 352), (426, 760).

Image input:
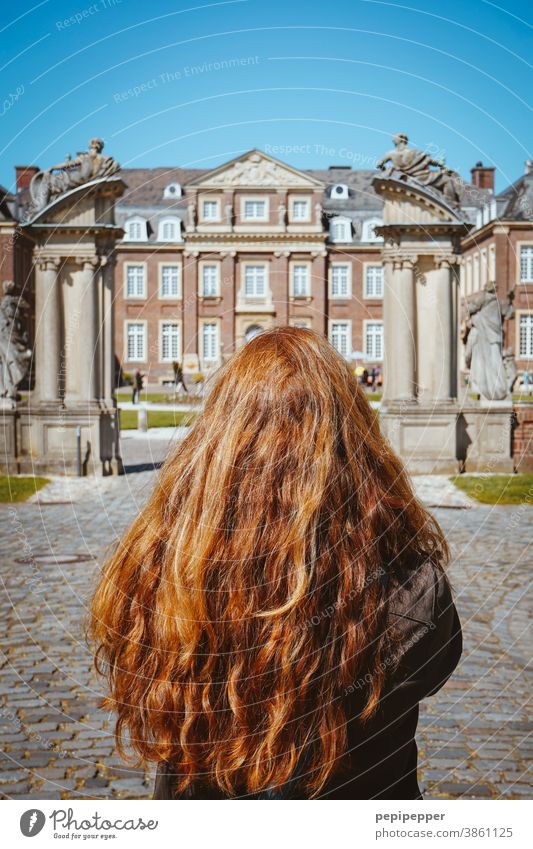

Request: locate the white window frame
(199, 262), (221, 297)
(364, 263), (384, 299)
(291, 262), (311, 298)
(329, 216), (352, 243)
(123, 216), (147, 242)
(158, 263), (181, 300)
(289, 197), (311, 222)
(159, 321), (182, 363)
(518, 243), (533, 284)
(517, 312), (533, 359)
(201, 199), (221, 222)
(200, 320), (220, 364)
(364, 320), (384, 361)
(329, 263), (351, 299)
(242, 262), (268, 298)
(124, 262), (147, 300)
(124, 320), (147, 363)
(157, 216), (182, 242)
(361, 218), (383, 243)
(241, 196), (269, 222)
(329, 320), (352, 360)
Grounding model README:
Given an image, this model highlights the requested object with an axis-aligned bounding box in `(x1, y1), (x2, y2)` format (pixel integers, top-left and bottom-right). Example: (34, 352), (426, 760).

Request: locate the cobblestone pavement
(0, 440), (531, 800)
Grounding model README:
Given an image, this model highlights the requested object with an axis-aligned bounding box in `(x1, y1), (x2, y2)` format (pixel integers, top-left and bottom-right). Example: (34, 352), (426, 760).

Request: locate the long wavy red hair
(90, 326), (448, 797)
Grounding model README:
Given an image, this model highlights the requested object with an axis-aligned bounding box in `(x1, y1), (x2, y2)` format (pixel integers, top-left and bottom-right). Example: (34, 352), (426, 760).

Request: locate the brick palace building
(3, 149), (533, 388)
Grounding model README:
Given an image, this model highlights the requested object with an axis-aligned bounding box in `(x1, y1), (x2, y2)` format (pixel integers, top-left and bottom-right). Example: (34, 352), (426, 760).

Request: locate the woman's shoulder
(387, 558), (447, 629)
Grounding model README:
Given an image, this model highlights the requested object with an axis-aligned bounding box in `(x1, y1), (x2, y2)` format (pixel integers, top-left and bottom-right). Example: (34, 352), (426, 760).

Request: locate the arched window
(329, 216), (352, 243)
(163, 182), (181, 199)
(361, 217), (383, 242)
(245, 324), (263, 343)
(124, 216), (148, 242)
(157, 217), (182, 242)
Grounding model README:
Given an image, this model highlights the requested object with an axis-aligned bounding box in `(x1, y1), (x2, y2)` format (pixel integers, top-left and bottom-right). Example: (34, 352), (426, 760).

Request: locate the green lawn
(119, 409), (198, 430)
(0, 475), (50, 503)
(451, 474), (533, 505)
(116, 390), (203, 405)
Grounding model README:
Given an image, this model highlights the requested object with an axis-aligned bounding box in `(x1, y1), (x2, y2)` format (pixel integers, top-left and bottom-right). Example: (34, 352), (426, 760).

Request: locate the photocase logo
(20, 809), (46, 837)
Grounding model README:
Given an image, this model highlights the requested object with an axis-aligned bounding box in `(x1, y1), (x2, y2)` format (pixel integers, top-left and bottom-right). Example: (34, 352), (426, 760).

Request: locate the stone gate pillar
(13, 139), (125, 476)
(34, 257), (61, 403)
(373, 164), (513, 473)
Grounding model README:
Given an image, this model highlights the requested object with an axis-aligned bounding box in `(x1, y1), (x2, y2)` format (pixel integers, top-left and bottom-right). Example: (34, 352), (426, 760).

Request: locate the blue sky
(0, 0), (531, 192)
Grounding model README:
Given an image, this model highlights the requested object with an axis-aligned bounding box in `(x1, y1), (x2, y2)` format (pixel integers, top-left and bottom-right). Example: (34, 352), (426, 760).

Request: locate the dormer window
(361, 218), (383, 242)
(124, 216), (148, 242)
(329, 216), (352, 243)
(163, 182), (181, 199)
(157, 216), (182, 242)
(330, 184), (349, 200)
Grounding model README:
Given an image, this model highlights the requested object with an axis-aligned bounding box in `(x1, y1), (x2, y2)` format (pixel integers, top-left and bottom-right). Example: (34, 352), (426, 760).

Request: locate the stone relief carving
(463, 282), (513, 401)
(29, 138), (120, 212)
(377, 133), (462, 206)
(0, 281), (32, 405)
(202, 154), (315, 188)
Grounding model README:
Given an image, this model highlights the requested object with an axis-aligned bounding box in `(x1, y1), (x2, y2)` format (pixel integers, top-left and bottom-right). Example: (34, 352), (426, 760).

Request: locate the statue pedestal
(0, 407), (20, 475)
(459, 404), (514, 473)
(17, 403), (122, 477)
(381, 403), (460, 474)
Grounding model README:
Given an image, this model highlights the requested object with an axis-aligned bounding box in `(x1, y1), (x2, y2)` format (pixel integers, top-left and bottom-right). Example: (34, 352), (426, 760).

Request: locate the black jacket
(153, 559), (462, 800)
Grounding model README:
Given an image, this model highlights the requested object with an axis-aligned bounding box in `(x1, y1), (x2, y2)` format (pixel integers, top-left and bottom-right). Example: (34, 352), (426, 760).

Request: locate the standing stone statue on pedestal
(463, 282), (511, 401)
(0, 281), (31, 407)
(377, 133), (462, 207)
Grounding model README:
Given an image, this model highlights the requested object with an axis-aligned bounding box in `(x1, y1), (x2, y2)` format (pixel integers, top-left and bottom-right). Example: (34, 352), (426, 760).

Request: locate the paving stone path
(0, 437), (531, 800)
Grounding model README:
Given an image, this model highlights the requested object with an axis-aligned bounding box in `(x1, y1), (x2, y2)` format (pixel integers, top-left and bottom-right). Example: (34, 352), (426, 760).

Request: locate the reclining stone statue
(377, 133), (462, 206)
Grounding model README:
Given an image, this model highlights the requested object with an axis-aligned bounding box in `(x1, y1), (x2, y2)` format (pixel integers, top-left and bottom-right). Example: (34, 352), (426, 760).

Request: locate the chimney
(15, 165), (39, 192)
(470, 161), (495, 192)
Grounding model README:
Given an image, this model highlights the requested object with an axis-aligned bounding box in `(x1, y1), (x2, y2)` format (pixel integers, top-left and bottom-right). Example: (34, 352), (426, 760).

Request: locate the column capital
(76, 255), (100, 271)
(435, 253), (461, 270)
(388, 253), (417, 271)
(36, 255), (61, 272)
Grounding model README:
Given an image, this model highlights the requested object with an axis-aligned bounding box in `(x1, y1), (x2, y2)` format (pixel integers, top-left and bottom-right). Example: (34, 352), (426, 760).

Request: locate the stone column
(383, 255), (416, 404)
(34, 257), (61, 403)
(424, 255), (455, 404)
(101, 255), (115, 403)
(78, 256), (99, 403)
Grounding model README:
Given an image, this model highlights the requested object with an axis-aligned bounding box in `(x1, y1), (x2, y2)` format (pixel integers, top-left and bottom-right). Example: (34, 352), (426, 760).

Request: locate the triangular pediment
(188, 150), (324, 190)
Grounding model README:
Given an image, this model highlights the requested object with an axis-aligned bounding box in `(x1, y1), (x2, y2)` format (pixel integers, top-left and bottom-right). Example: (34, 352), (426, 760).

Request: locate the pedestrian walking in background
(173, 360), (188, 396)
(132, 369), (144, 404)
